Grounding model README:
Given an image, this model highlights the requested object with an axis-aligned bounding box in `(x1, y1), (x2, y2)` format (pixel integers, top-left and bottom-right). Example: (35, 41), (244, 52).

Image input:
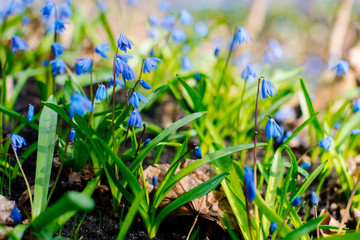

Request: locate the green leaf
(336, 112), (360, 146)
(42, 101), (71, 123)
(178, 77), (205, 112)
(319, 232), (360, 239)
(73, 139), (89, 172)
(283, 215), (326, 240)
(0, 104), (39, 130)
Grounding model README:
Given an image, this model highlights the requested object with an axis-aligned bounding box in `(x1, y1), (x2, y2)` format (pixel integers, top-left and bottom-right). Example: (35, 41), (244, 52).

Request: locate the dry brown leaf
(0, 195), (16, 225)
(319, 209), (345, 237)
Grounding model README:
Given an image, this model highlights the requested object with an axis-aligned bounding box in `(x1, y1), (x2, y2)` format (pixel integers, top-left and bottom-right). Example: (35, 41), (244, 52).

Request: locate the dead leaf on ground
(319, 209), (345, 237)
(0, 195), (15, 225)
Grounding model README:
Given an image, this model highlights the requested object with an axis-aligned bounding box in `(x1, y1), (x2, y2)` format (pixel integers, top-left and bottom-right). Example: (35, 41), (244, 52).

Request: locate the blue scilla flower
(11, 207), (22, 223)
(244, 166), (256, 201)
(334, 122), (341, 130)
(291, 196), (302, 207)
(143, 138), (151, 147)
(214, 48), (220, 58)
(139, 80), (151, 90)
(69, 128), (76, 142)
(172, 28), (187, 42)
(351, 129), (360, 135)
(300, 162), (311, 169)
(69, 93), (94, 119)
(40, 3), (54, 20)
(143, 57), (162, 74)
(234, 27), (252, 46)
(95, 83), (109, 102)
(311, 192), (319, 206)
(95, 43), (110, 58)
(22, 15), (30, 26)
(129, 91), (149, 108)
(148, 14), (160, 27)
(269, 222), (277, 234)
(158, 0), (171, 12)
(148, 28), (160, 40)
(75, 58), (93, 75)
(332, 60), (349, 76)
(53, 19), (68, 34)
(268, 39), (283, 60)
(274, 126), (285, 143)
(194, 146), (203, 159)
(152, 176), (158, 187)
(127, 109), (142, 127)
(353, 99), (360, 113)
(274, 107), (296, 123)
(61, 2), (72, 19)
(195, 22), (209, 38)
(49, 59), (66, 75)
(114, 58), (135, 80)
(261, 77), (277, 99)
(8, 134), (26, 150)
(195, 73), (200, 82)
(11, 36), (28, 54)
(162, 15), (176, 30)
(180, 9), (193, 26)
(241, 64), (256, 81)
(181, 56), (193, 71)
(108, 76), (125, 88)
(52, 42), (67, 57)
(118, 34), (133, 53)
(117, 54), (133, 63)
(265, 118), (282, 140)
(318, 136), (332, 152)
(27, 104), (34, 122)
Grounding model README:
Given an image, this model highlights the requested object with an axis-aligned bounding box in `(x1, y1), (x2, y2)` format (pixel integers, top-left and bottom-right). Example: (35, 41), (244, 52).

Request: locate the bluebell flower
(234, 27), (252, 46)
(22, 0), (34, 7)
(265, 118), (282, 140)
(353, 99), (360, 113)
(52, 42), (67, 57)
(27, 104), (34, 122)
(269, 222), (277, 234)
(143, 138), (151, 147)
(263, 51), (273, 64)
(96, 0), (107, 12)
(61, 2), (72, 19)
(214, 48), (220, 57)
(274, 107), (296, 123)
(241, 64), (256, 81)
(8, 134), (26, 150)
(148, 14), (160, 26)
(53, 19), (68, 34)
(69, 128), (76, 142)
(143, 57), (162, 73)
(274, 126), (285, 143)
(127, 109), (142, 127)
(179, 9), (193, 26)
(69, 93), (94, 119)
(128, 91), (149, 108)
(11, 36), (28, 54)
(194, 73), (200, 82)
(95, 83), (109, 102)
(117, 54), (133, 63)
(11, 207), (22, 223)
(75, 58), (93, 75)
(300, 162), (311, 169)
(195, 22), (208, 38)
(49, 59), (66, 75)
(261, 77), (277, 99)
(334, 122), (341, 130)
(118, 34), (133, 53)
(108, 76), (125, 88)
(194, 146), (202, 159)
(311, 192), (319, 206)
(172, 28), (187, 42)
(291, 196), (302, 207)
(139, 80), (151, 90)
(152, 176), (158, 186)
(162, 15), (176, 30)
(95, 43), (110, 58)
(40, 3), (54, 20)
(21, 15), (30, 26)
(244, 166), (256, 201)
(318, 136), (332, 152)
(114, 58), (135, 80)
(158, 1), (171, 12)
(268, 39), (283, 60)
(181, 56), (193, 70)
(332, 60), (349, 76)
(351, 129), (360, 135)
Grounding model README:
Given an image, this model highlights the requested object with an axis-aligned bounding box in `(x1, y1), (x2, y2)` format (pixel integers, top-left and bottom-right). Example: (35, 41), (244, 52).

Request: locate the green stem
(112, 47), (119, 154)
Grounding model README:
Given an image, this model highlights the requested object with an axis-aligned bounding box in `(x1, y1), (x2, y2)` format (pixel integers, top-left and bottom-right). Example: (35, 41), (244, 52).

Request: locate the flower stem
(127, 59), (145, 103)
(275, 206), (292, 239)
(135, 123), (146, 157)
(314, 205), (320, 238)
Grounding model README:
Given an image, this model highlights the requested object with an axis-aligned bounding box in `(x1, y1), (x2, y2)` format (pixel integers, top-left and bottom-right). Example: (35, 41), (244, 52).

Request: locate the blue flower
(11, 207), (22, 223)
(179, 9), (193, 26)
(194, 146), (202, 159)
(108, 76), (125, 88)
(128, 91), (149, 108)
(116, 54), (133, 63)
(334, 122), (341, 130)
(21, 15), (30, 26)
(318, 136), (332, 152)
(53, 20), (68, 34)
(269, 222), (277, 234)
(52, 42), (67, 57)
(27, 104), (34, 122)
(40, 4), (54, 20)
(244, 166), (256, 201)
(332, 60), (349, 76)
(351, 129), (360, 135)
(75, 58), (93, 75)
(158, 1), (171, 12)
(143, 57), (162, 73)
(95, 43), (110, 58)
(181, 56), (193, 70)
(8, 134), (26, 150)
(353, 99), (360, 113)
(148, 14), (160, 26)
(118, 34), (133, 53)
(274, 107), (296, 123)
(95, 83), (109, 102)
(311, 192), (319, 206)
(234, 27), (252, 46)
(127, 0), (139, 6)
(268, 39), (283, 60)
(264, 118), (282, 140)
(162, 15), (176, 30)
(148, 28), (160, 40)
(274, 126), (285, 143)
(69, 93), (94, 119)
(143, 138), (151, 147)
(214, 48), (220, 57)
(261, 77), (277, 99)
(127, 109), (142, 127)
(195, 73), (200, 82)
(61, 2), (72, 19)
(114, 58), (135, 80)
(152, 176), (158, 186)
(49, 59), (66, 75)
(291, 196), (302, 207)
(11, 36), (28, 54)
(300, 162), (311, 169)
(172, 28), (187, 42)
(139, 80), (151, 90)
(241, 64), (256, 81)
(195, 22), (209, 38)
(96, 0), (107, 12)
(69, 128), (76, 142)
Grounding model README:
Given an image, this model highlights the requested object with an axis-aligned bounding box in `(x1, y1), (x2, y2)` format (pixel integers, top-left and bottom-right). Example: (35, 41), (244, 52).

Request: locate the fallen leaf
(0, 195), (15, 225)
(319, 209), (345, 237)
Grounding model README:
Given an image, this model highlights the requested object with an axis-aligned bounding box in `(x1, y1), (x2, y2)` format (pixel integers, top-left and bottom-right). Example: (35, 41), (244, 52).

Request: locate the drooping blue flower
(122, 63), (136, 81)
(291, 196), (302, 207)
(274, 126), (285, 143)
(194, 146), (202, 159)
(61, 2), (72, 19)
(194, 72), (200, 82)
(8, 134), (26, 150)
(27, 104), (34, 122)
(351, 129), (360, 135)
(268, 39), (283, 60)
(95, 83), (109, 102)
(21, 15), (30, 26)
(179, 9), (193, 26)
(53, 19), (68, 34)
(300, 162), (311, 169)
(158, 1), (171, 12)
(261, 77), (277, 99)
(152, 176), (158, 186)
(95, 43), (110, 58)
(11, 35), (28, 54)
(116, 54), (133, 63)
(139, 80), (151, 90)
(135, 91), (149, 104)
(244, 166), (256, 201)
(181, 56), (193, 70)
(311, 192), (319, 206)
(148, 28), (160, 40)
(49, 59), (66, 75)
(128, 91), (149, 108)
(69, 128), (76, 142)
(269, 222), (277, 234)
(127, 109), (142, 127)
(264, 118), (282, 140)
(195, 22), (209, 38)
(234, 27), (252, 46)
(117, 34), (133, 53)
(274, 107), (296, 123)
(40, 3), (54, 20)
(69, 93), (94, 119)
(11, 207), (22, 223)
(75, 58), (93, 75)
(214, 48), (220, 58)
(108, 76), (125, 88)
(22, 0), (34, 7)
(162, 15), (176, 30)
(143, 138), (151, 147)
(318, 136), (332, 152)
(52, 42), (67, 57)
(353, 99), (360, 113)
(148, 14), (160, 27)
(143, 57), (162, 73)
(332, 60), (349, 76)
(334, 122), (341, 130)
(241, 64), (256, 81)
(172, 28), (187, 42)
